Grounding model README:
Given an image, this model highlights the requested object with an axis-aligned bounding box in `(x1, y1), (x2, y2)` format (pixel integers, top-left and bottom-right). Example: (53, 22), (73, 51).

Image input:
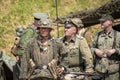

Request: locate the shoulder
(52, 38), (62, 44)
(76, 35), (85, 40)
(96, 30), (104, 36)
(116, 30), (120, 35)
(25, 27), (34, 32)
(27, 37), (37, 45)
(21, 28), (34, 36)
(56, 37), (63, 42)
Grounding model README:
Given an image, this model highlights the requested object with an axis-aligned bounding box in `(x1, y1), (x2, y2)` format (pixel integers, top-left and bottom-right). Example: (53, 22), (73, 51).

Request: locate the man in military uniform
(17, 13), (49, 57)
(20, 18), (66, 80)
(92, 14), (120, 80)
(17, 13), (50, 80)
(58, 19), (93, 80)
(11, 26), (25, 57)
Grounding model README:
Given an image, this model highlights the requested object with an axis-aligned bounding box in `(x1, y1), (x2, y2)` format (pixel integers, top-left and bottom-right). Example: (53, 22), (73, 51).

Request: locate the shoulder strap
(112, 30), (117, 49)
(95, 32), (101, 48)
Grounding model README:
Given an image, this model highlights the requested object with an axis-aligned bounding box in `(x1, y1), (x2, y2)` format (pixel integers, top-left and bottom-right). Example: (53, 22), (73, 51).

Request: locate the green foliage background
(0, 0), (109, 53)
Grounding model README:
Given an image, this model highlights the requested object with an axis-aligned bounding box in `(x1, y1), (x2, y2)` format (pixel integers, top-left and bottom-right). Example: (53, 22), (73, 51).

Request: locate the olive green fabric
(59, 35), (93, 80)
(20, 35), (66, 80)
(60, 35), (93, 71)
(92, 29), (120, 80)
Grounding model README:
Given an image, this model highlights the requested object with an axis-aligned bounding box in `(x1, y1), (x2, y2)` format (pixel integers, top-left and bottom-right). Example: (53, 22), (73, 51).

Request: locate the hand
(56, 66), (64, 74)
(16, 56), (20, 61)
(85, 68), (94, 74)
(106, 49), (116, 57)
(95, 49), (104, 58)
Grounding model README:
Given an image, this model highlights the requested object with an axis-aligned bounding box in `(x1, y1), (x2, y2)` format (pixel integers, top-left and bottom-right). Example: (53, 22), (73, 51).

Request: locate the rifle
(26, 59), (36, 80)
(63, 71), (103, 80)
(48, 59), (59, 80)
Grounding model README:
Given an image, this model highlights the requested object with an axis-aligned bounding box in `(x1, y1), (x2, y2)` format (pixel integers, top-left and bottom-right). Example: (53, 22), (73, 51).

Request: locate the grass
(0, 0), (110, 53)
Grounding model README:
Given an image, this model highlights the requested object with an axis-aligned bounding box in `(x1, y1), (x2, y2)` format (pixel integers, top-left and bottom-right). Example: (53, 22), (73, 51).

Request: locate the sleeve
(91, 33), (99, 53)
(17, 29), (35, 57)
(79, 38), (93, 71)
(55, 39), (67, 65)
(19, 42), (31, 79)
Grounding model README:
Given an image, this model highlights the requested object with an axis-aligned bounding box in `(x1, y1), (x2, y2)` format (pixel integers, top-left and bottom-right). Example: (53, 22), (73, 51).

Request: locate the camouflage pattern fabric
(20, 35), (66, 80)
(92, 29), (120, 80)
(17, 24), (38, 57)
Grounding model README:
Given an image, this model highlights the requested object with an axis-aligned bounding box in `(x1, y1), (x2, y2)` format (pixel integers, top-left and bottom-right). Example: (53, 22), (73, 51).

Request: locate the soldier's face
(65, 26), (77, 37)
(39, 27), (52, 37)
(100, 20), (112, 29)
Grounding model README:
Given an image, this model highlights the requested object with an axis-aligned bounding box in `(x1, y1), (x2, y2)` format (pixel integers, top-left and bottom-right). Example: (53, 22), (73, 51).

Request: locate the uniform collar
(62, 35), (76, 43)
(37, 35), (52, 41)
(101, 29), (114, 38)
(37, 35), (53, 46)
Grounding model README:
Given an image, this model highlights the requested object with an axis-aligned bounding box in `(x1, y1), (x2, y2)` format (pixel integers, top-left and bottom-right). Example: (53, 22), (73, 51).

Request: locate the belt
(68, 64), (80, 68)
(35, 65), (48, 69)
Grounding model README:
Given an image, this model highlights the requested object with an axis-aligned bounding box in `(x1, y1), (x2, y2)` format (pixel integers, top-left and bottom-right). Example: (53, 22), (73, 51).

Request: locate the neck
(105, 26), (112, 34)
(40, 36), (50, 44)
(66, 34), (75, 42)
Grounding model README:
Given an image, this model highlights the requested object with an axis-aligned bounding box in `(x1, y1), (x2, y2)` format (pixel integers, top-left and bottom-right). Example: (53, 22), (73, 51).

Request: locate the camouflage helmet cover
(16, 26), (25, 37)
(38, 19), (54, 29)
(70, 18), (84, 28)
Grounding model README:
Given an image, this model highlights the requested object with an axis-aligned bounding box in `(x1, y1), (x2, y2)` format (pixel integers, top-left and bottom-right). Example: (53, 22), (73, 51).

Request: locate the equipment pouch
(95, 58), (109, 73)
(30, 69), (53, 79)
(108, 63), (119, 74)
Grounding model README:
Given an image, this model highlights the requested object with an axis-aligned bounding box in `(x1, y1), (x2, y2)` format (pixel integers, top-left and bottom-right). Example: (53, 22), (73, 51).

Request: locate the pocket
(95, 59), (109, 73)
(108, 63), (119, 74)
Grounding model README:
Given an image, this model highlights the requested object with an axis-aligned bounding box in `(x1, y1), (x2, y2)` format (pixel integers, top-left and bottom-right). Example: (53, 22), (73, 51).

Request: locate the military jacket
(17, 24), (38, 57)
(59, 35), (93, 72)
(20, 35), (66, 79)
(92, 29), (120, 73)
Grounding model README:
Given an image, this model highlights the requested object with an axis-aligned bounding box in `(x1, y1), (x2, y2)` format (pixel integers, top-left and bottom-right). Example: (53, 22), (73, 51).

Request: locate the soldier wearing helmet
(17, 13), (50, 79)
(17, 13), (49, 58)
(11, 26), (25, 56)
(20, 18), (66, 80)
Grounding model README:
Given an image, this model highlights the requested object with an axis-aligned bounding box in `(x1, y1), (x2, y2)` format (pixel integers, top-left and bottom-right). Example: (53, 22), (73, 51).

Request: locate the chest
(98, 35), (114, 50)
(31, 40), (54, 65)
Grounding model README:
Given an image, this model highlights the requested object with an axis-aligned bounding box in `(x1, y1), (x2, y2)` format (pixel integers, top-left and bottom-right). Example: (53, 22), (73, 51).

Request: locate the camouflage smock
(17, 23), (38, 57)
(92, 29), (120, 80)
(20, 35), (66, 80)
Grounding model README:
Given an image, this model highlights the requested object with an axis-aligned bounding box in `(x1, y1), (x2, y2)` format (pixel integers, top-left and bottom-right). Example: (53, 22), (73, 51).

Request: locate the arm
(19, 41), (31, 79)
(115, 32), (120, 55)
(91, 33), (104, 58)
(17, 28), (35, 57)
(79, 38), (94, 72)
